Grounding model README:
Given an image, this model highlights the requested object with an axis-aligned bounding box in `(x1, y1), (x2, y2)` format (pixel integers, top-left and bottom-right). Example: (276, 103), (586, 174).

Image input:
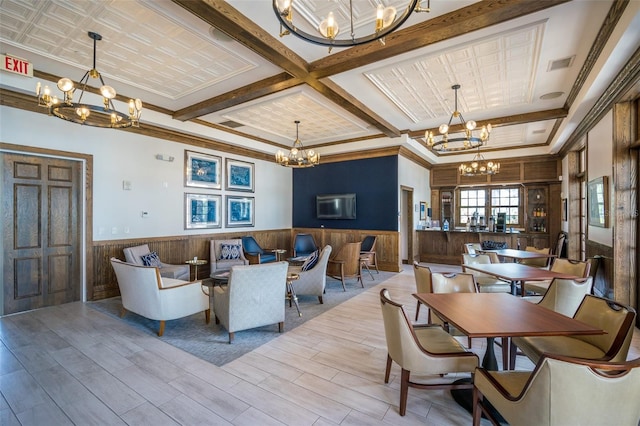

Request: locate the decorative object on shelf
(419, 201), (427, 220)
(226, 196), (255, 228)
(35, 31), (142, 128)
(185, 150), (222, 189)
(185, 193), (222, 229)
(275, 120), (319, 168)
(459, 147), (500, 176)
(587, 176), (609, 228)
(426, 84), (491, 152)
(225, 158), (254, 192)
(273, 0), (430, 52)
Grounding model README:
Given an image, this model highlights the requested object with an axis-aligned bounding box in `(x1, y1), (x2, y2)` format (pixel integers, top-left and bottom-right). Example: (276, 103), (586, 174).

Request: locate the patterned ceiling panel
(0, 0), (258, 100)
(365, 21), (545, 123)
(221, 90), (369, 144)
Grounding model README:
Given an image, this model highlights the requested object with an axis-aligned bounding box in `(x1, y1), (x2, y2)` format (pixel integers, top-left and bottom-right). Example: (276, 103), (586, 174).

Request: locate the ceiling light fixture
(35, 31), (142, 128)
(459, 147), (500, 177)
(273, 0), (430, 53)
(426, 84), (491, 152)
(275, 120), (319, 168)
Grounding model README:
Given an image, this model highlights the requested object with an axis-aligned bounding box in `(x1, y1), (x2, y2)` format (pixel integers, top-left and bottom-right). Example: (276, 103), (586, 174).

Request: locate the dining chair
(513, 295), (636, 365)
(553, 231), (568, 258)
(379, 288), (478, 416)
(473, 353), (640, 426)
(431, 272), (478, 347)
(359, 235), (379, 276)
(518, 246), (552, 268)
(413, 262), (432, 321)
(524, 258), (590, 295)
(326, 242), (362, 291)
(462, 254), (511, 293)
(463, 243), (482, 254)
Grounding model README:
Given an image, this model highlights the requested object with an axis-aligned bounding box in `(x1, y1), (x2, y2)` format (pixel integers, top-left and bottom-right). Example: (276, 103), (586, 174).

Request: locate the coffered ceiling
(1, 0), (638, 165)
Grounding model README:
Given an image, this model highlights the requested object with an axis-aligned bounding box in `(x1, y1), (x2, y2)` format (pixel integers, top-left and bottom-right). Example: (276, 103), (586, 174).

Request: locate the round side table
(185, 259), (207, 280)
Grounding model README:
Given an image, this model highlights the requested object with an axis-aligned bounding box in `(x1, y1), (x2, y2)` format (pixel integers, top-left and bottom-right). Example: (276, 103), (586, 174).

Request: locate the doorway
(1, 152), (83, 315)
(401, 186), (414, 264)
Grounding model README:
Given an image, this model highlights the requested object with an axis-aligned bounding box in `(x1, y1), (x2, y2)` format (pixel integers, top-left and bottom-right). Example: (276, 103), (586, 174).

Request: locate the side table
(185, 259), (207, 281)
(272, 249), (287, 261)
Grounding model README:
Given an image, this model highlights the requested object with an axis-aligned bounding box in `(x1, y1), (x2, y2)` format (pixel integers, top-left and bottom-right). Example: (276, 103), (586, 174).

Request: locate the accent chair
(287, 245), (332, 304)
(241, 235), (277, 264)
(210, 239), (248, 276)
(326, 241), (362, 291)
(292, 233), (318, 257)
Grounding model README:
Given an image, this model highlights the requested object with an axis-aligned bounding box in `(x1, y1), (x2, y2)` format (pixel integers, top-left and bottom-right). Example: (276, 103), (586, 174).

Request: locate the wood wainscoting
(292, 228), (401, 273)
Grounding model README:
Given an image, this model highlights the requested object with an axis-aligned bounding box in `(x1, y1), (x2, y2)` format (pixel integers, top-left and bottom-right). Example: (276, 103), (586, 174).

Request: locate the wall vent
(219, 120), (244, 128)
(547, 56), (575, 71)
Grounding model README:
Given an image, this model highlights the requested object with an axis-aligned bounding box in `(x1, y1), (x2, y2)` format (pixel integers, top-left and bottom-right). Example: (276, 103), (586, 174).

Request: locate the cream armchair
(213, 261), (288, 343)
(123, 244), (189, 280)
(110, 258), (209, 336)
(287, 245), (332, 304)
(473, 354), (640, 426)
(210, 239), (249, 276)
(462, 253), (511, 293)
(524, 258), (590, 295)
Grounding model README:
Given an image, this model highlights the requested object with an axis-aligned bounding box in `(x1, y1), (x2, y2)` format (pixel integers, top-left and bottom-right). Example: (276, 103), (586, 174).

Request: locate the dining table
(461, 262), (578, 296)
(412, 292), (604, 414)
(479, 248), (556, 263)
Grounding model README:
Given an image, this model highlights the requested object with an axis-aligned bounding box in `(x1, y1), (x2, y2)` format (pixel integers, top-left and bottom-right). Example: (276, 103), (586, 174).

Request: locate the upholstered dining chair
(524, 258), (590, 295)
(326, 241), (362, 291)
(473, 354), (640, 426)
(292, 233), (318, 257)
(110, 258), (209, 336)
(241, 235), (277, 264)
(210, 239), (249, 276)
(360, 235), (379, 276)
(518, 246), (552, 268)
(462, 254), (511, 293)
(463, 243), (482, 255)
(380, 288), (479, 416)
(123, 244), (189, 280)
(430, 272), (478, 347)
(513, 295), (636, 366)
(287, 245), (332, 304)
(413, 262), (432, 321)
(553, 231), (568, 258)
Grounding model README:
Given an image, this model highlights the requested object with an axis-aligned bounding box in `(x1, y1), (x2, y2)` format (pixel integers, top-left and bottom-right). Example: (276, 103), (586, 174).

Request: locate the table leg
(482, 337), (499, 371)
(287, 281), (302, 317)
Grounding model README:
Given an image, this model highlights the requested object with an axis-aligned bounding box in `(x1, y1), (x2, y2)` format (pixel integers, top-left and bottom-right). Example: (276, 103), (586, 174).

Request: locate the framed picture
(587, 176), (609, 228)
(226, 158), (254, 192)
(185, 150), (222, 189)
(419, 201), (427, 220)
(226, 196), (254, 227)
(185, 193), (222, 229)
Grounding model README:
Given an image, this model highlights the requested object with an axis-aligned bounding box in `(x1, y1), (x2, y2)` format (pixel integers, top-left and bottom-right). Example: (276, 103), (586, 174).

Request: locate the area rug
(89, 271), (396, 366)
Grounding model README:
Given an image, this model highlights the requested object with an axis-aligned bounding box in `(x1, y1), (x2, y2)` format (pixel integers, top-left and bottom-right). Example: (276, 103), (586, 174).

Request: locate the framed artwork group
(184, 150), (255, 229)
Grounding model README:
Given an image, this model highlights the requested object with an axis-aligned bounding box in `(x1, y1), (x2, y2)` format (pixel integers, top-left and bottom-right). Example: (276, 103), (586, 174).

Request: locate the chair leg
(318, 295), (323, 304)
(120, 307), (127, 318)
(340, 267), (346, 291)
(472, 387), (483, 426)
(415, 301), (421, 321)
(278, 321), (284, 333)
(215, 315), (220, 324)
(204, 309), (210, 324)
(384, 354), (393, 383)
(509, 339), (517, 370)
(400, 369), (410, 416)
(373, 253), (379, 273)
(228, 332), (234, 344)
(157, 320), (165, 337)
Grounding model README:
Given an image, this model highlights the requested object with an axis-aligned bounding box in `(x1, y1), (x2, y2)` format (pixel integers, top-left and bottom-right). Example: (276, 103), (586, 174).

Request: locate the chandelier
(275, 120), (320, 168)
(35, 31), (142, 129)
(459, 148), (500, 176)
(273, 0), (430, 52)
(426, 84), (491, 152)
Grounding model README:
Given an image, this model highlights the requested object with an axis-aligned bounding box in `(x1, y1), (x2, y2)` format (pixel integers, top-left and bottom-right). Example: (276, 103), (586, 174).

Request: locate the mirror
(587, 176), (609, 228)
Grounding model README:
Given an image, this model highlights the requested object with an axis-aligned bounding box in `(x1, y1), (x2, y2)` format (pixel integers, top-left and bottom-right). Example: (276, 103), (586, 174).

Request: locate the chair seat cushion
(220, 244), (242, 260)
(258, 253), (277, 263)
(301, 250), (319, 271)
(415, 326), (468, 354)
(477, 370), (532, 398)
(513, 335), (606, 364)
(158, 264), (190, 281)
(525, 280), (551, 294)
(141, 251), (162, 268)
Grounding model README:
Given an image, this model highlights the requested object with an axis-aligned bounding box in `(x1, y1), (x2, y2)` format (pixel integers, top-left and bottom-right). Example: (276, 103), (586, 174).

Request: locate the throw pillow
(141, 251), (162, 268)
(301, 250), (319, 271)
(220, 244), (242, 260)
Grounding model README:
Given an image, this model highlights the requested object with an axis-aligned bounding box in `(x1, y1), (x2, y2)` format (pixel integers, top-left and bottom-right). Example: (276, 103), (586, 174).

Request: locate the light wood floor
(1, 264), (639, 425)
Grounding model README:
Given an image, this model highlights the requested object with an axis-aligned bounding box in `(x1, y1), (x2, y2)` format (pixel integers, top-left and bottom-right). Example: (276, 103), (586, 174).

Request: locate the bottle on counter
(443, 219), (449, 231)
(466, 218), (471, 232)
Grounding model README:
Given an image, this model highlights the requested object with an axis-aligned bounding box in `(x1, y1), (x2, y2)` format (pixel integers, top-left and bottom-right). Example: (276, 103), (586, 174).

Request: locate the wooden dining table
(461, 262), (577, 296)
(479, 248), (556, 263)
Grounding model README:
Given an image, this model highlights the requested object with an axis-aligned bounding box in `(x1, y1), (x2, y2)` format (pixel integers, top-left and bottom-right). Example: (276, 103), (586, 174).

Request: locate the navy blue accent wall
(293, 156), (398, 230)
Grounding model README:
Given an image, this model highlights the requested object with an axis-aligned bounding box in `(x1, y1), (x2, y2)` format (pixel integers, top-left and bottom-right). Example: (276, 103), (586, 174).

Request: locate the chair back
(573, 295), (637, 362)
(462, 254), (493, 277)
(210, 239), (247, 275)
(550, 258), (590, 277)
(431, 272), (478, 294)
(537, 277), (593, 317)
(332, 242), (362, 275)
(463, 243), (482, 254)
(520, 246), (551, 268)
(123, 244), (152, 265)
(293, 233), (318, 257)
(554, 231), (567, 258)
(241, 235), (264, 254)
(110, 258), (162, 317)
(361, 235), (377, 252)
(413, 262), (432, 294)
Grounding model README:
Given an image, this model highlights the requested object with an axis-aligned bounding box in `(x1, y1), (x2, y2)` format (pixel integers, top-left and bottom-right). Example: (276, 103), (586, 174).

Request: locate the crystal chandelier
(426, 84), (491, 152)
(275, 121), (320, 168)
(35, 31), (142, 129)
(459, 148), (500, 176)
(273, 0), (431, 52)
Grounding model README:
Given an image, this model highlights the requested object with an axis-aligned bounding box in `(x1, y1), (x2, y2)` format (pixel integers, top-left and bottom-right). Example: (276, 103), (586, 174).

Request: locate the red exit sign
(1, 54), (33, 77)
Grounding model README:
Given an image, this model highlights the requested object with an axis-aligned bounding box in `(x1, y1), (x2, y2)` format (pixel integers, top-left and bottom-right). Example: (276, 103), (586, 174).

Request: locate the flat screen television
(316, 193), (356, 219)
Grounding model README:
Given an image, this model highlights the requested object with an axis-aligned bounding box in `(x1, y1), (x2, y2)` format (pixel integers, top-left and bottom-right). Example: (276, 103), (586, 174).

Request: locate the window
(457, 185), (522, 227)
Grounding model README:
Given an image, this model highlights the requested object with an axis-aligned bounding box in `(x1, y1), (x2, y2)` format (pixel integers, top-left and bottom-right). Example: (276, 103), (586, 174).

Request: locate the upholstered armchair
(326, 241), (362, 291)
(287, 245), (332, 304)
(210, 239), (249, 276)
(519, 246), (552, 268)
(463, 243), (482, 254)
(293, 233), (318, 257)
(431, 272), (478, 347)
(462, 253), (511, 293)
(213, 261), (288, 343)
(110, 258), (209, 336)
(473, 354), (640, 426)
(123, 244), (189, 280)
(380, 289), (478, 416)
(413, 262), (432, 321)
(360, 235), (379, 275)
(241, 235), (277, 264)
(524, 258), (590, 295)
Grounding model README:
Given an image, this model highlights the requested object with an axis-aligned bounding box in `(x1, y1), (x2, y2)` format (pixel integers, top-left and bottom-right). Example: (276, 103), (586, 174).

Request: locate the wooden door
(2, 153), (82, 315)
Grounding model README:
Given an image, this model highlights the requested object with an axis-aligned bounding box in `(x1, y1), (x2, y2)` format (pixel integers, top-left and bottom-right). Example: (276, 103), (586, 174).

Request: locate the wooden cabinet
(526, 186), (548, 234)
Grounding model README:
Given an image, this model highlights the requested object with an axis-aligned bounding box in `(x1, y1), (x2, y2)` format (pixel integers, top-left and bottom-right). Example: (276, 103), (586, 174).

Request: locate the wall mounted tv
(316, 193), (357, 220)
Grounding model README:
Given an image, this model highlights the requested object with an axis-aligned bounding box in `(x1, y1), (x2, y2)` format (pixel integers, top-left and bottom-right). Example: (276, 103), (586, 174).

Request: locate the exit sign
(1, 54), (32, 77)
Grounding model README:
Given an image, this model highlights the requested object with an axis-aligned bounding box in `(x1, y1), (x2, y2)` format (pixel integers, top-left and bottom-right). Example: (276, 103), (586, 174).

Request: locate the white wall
(398, 155), (431, 230)
(587, 110), (613, 246)
(0, 106), (292, 241)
